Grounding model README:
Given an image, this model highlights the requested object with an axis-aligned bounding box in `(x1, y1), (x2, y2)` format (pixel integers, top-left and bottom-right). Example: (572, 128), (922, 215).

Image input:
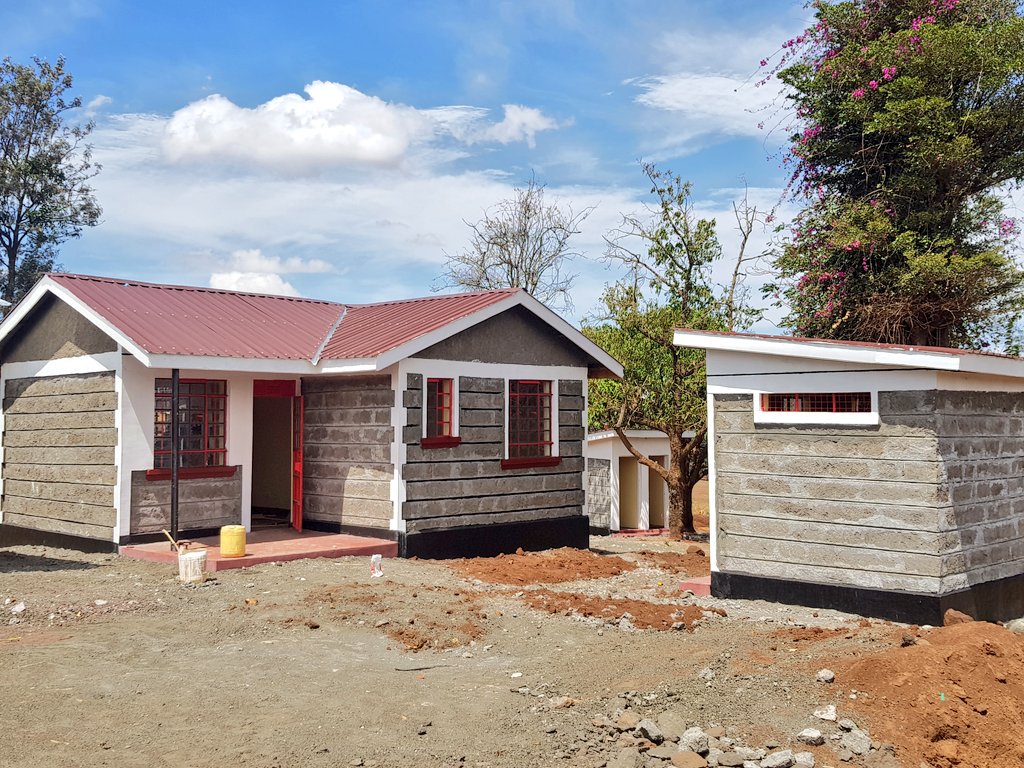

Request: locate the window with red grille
(508, 380), (553, 459)
(761, 392), (872, 413)
(154, 379), (227, 469)
(426, 378), (453, 439)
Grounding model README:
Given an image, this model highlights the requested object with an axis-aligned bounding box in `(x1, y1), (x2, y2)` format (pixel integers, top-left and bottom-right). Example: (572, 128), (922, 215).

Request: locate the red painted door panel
(292, 396), (304, 531)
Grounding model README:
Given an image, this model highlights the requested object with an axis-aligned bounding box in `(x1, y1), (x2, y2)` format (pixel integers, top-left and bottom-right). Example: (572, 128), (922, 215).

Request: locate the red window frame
(422, 377), (460, 448)
(761, 392), (872, 413)
(506, 380), (554, 464)
(153, 378), (228, 470)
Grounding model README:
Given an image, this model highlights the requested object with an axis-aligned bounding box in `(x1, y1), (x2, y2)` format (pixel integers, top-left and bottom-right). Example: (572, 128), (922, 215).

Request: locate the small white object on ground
(815, 668), (835, 683)
(370, 553), (383, 578)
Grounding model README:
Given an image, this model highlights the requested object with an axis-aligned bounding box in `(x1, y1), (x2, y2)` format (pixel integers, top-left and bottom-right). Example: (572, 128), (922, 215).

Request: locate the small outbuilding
(586, 430), (671, 533)
(674, 329), (1024, 624)
(0, 274), (621, 558)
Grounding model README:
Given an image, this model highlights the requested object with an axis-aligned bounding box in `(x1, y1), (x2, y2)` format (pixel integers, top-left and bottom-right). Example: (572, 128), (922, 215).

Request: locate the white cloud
(477, 105), (559, 148)
(209, 271), (299, 296)
(161, 81), (561, 173)
(225, 249), (333, 275)
(634, 75), (776, 138)
(85, 94), (112, 113)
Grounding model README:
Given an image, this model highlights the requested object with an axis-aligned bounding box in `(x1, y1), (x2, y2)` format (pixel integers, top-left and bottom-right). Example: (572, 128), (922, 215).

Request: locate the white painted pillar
(638, 462), (651, 530)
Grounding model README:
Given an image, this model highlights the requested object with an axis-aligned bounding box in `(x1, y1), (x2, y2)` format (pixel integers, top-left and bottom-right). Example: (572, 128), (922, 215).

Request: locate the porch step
(612, 528), (672, 538)
(120, 529), (397, 572)
(678, 575), (712, 597)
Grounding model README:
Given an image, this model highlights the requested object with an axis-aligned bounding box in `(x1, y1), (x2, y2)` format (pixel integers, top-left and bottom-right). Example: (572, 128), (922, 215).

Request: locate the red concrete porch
(120, 528), (397, 572)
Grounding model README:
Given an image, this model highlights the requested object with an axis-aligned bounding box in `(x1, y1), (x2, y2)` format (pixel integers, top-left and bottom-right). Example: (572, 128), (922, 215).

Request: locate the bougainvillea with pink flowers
(764, 0), (1024, 349)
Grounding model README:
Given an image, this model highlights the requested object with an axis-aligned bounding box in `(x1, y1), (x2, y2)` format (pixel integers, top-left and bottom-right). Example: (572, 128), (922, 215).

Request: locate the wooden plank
(5, 372), (114, 399)
(3, 391), (116, 414)
(4, 446), (114, 465)
(3, 411), (115, 431)
(2, 495), (116, 527)
(3, 463), (117, 485)
(1, 511), (112, 540)
(402, 488), (584, 519)
(405, 506), (582, 532)
(3, 428), (117, 448)
(405, 471), (581, 501)
(4, 479), (114, 507)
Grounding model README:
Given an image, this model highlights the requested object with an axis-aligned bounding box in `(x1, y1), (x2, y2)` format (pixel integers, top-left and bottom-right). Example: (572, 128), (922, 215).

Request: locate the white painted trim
(674, 328), (1024, 379)
(1, 351), (122, 381)
(588, 428), (673, 443)
(707, 389), (718, 573)
(420, 375), (460, 439)
(389, 362), (407, 534)
(111, 354), (125, 543)
(638, 462), (650, 530)
(148, 354), (322, 374)
(751, 390), (880, 427)
(403, 359), (589, 382)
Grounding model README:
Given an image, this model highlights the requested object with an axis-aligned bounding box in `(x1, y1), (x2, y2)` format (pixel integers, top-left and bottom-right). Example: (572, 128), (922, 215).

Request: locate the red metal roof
(318, 289), (519, 360)
(46, 273), (519, 362)
(676, 327), (1020, 361)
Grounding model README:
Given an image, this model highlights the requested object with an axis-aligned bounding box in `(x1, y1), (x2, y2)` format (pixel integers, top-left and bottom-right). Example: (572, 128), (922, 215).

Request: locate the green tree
(586, 165), (763, 536)
(766, 0), (1024, 348)
(1, 56), (100, 306)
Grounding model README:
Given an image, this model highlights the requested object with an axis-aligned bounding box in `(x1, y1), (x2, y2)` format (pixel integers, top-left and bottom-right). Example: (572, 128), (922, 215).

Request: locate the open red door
(291, 395), (304, 531)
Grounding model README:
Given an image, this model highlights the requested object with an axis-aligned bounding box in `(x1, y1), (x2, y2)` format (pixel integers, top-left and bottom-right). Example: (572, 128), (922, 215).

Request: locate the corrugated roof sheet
(47, 273), (519, 362)
(318, 289), (519, 360)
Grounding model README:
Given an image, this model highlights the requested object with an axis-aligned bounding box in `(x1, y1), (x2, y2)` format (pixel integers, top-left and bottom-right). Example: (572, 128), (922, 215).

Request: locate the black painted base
(1, 524), (117, 554)
(589, 524), (611, 536)
(303, 519), (399, 541)
(400, 515), (590, 559)
(713, 570), (1024, 625)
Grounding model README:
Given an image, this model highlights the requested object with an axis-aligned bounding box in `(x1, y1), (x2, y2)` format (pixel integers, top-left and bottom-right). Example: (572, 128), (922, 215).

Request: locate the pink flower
(851, 87), (866, 99)
(869, 80), (879, 90)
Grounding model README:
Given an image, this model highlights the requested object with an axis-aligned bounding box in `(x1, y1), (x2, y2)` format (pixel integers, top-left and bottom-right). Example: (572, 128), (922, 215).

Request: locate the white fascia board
(373, 292), (624, 377)
(674, 330), (962, 371)
(588, 429), (671, 443)
(316, 359), (378, 374)
(146, 354), (320, 375)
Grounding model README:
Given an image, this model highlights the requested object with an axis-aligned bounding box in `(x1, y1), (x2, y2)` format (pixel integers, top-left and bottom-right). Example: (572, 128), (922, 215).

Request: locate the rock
(10, 601), (25, 615)
(686, 545), (705, 556)
(760, 750), (796, 768)
(796, 728), (825, 746)
(734, 747), (765, 761)
(616, 711), (642, 731)
(678, 727), (710, 756)
(550, 696), (576, 708)
(698, 667), (716, 682)
(813, 704), (837, 721)
(716, 753), (745, 767)
(608, 747), (642, 768)
(705, 747), (724, 766)
(863, 750), (902, 768)
(837, 719), (857, 732)
(648, 744), (679, 760)
(1005, 617), (1024, 634)
(815, 669), (835, 684)
(637, 719), (664, 744)
(794, 753), (815, 768)
(840, 729), (872, 756)
(94, 599), (108, 606)
(658, 711), (689, 741)
(943, 608), (974, 625)
(672, 752), (708, 768)
(706, 726), (726, 739)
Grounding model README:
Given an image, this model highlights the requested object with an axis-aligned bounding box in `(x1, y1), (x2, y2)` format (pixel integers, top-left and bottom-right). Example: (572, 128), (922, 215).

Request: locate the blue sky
(5, 1), (811, 325)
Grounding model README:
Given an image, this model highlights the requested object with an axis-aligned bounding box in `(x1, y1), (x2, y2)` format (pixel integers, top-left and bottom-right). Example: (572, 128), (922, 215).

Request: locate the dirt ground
(2, 536), (1022, 768)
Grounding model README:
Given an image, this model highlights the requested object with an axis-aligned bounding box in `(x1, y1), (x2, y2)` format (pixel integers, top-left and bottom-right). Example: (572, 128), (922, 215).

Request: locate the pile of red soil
(447, 548), (637, 586)
(520, 589), (723, 631)
(638, 551), (710, 578)
(836, 621), (1024, 768)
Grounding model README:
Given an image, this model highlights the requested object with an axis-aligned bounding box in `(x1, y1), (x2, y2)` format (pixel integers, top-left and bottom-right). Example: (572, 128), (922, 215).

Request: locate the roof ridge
(347, 287), (521, 309)
(47, 272), (344, 307)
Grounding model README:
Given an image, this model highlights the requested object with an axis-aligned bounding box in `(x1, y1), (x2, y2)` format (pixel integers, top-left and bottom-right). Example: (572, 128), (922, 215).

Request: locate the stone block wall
(129, 470), (242, 534)
(587, 458), (611, 531)
(402, 375), (585, 533)
(301, 375), (394, 530)
(935, 391), (1024, 592)
(2, 372), (117, 541)
(713, 392), (950, 595)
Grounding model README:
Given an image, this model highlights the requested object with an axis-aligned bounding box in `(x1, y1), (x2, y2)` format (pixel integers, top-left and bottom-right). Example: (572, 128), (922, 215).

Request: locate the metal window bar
(762, 392), (871, 413)
(508, 380), (552, 459)
(426, 378), (453, 438)
(154, 378), (228, 468)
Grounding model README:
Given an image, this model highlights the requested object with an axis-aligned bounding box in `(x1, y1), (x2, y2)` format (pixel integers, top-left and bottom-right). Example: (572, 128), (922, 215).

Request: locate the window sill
(420, 435), (462, 449)
(145, 466), (237, 481)
(500, 456), (561, 470)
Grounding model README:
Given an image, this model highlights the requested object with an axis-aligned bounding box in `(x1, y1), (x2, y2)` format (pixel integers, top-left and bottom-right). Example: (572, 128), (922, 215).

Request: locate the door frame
(252, 380), (302, 531)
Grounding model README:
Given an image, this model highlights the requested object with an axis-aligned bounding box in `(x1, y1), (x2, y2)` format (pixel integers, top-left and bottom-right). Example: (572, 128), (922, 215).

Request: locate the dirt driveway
(2, 537), (1022, 768)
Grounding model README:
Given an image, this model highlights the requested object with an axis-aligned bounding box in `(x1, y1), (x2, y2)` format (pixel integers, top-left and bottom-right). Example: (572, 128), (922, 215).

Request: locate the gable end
(2, 294), (118, 364)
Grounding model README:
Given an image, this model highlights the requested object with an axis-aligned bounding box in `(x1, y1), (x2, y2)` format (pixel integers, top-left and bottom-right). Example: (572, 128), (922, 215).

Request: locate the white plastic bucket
(178, 549), (208, 584)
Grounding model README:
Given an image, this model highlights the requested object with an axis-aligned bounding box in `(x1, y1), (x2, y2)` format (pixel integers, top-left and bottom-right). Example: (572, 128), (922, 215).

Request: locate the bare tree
(437, 176), (593, 311)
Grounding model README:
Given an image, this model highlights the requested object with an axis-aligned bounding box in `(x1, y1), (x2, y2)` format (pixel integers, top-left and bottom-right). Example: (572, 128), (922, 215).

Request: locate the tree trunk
(667, 479), (696, 538)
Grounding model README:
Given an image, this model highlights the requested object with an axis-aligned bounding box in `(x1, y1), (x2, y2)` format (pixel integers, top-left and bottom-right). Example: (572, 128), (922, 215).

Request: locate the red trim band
(500, 456), (561, 470)
(420, 435), (462, 449)
(145, 466), (238, 481)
